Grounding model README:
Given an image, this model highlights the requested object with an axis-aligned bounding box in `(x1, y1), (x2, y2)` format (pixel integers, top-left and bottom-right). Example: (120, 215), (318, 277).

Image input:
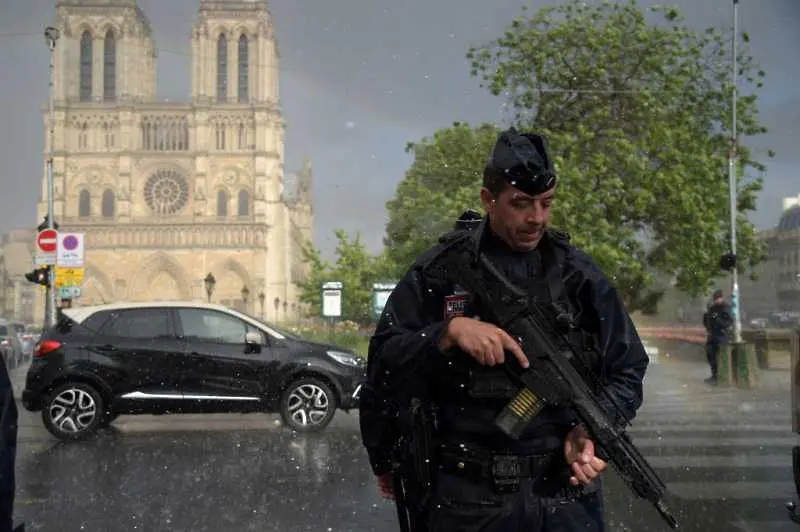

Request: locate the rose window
(144, 169), (189, 215)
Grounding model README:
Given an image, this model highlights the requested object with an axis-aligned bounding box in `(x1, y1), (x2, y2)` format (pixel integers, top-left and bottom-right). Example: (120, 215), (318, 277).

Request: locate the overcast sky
(0, 0), (797, 257)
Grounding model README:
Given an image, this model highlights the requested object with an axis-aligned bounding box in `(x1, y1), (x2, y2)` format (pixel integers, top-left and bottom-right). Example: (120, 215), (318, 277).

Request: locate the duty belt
(439, 442), (559, 494)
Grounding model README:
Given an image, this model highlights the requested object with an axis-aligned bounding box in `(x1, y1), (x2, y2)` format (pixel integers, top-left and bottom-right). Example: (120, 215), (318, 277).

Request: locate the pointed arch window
(238, 189), (250, 217)
(216, 122), (226, 150)
(78, 190), (91, 218)
(217, 34), (228, 103)
(80, 31), (93, 102)
(102, 189), (115, 218)
(238, 34), (249, 103)
(217, 189), (229, 217)
(103, 31), (116, 101)
(78, 122), (89, 150)
(237, 123), (246, 149)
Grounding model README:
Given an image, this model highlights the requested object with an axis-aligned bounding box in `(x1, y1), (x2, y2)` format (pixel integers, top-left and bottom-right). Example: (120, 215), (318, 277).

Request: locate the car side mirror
(245, 331), (263, 353)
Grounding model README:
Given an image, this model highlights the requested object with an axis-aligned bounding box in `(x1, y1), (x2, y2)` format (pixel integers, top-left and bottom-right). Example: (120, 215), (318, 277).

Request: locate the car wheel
(279, 377), (338, 432)
(41, 382), (104, 441)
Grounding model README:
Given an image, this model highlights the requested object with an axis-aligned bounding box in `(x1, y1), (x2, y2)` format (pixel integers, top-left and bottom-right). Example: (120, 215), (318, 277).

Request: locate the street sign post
(321, 281), (343, 318)
(54, 267), (85, 288)
(35, 229), (57, 266)
(57, 232), (85, 267)
(371, 282), (397, 321)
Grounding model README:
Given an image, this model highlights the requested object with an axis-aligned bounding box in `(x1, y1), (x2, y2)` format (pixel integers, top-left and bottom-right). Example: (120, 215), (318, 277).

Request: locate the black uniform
(359, 129), (649, 531)
(0, 356), (19, 532)
(703, 293), (733, 382)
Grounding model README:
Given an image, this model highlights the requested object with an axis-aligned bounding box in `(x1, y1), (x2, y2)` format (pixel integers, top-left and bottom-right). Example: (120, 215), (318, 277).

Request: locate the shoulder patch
(444, 292), (468, 319)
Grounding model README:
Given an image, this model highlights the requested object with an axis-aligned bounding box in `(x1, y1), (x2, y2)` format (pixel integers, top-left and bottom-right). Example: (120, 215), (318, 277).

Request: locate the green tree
(458, 0), (770, 312)
(384, 122), (501, 275)
(298, 229), (388, 324)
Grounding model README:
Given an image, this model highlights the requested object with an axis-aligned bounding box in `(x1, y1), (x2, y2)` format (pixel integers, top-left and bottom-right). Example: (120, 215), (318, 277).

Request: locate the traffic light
(37, 216), (59, 232)
(719, 252), (737, 272)
(25, 266), (51, 286)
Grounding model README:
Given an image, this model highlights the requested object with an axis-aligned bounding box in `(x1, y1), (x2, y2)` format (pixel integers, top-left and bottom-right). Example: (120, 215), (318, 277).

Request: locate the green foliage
(297, 229), (392, 325)
(287, 323), (371, 357)
(453, 0), (771, 312)
(384, 122), (501, 275)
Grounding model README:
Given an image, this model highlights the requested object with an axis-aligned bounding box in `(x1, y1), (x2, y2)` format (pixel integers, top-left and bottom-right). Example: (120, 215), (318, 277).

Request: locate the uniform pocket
(428, 473), (512, 532)
(433, 472), (504, 508)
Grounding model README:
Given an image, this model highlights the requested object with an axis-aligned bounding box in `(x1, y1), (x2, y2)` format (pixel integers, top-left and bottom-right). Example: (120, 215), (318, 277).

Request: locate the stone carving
(222, 169), (237, 185)
(143, 169), (190, 215)
(86, 224), (268, 249)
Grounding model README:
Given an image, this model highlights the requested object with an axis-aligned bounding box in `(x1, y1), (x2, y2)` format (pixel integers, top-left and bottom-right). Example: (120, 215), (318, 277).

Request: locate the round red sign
(37, 229), (58, 253)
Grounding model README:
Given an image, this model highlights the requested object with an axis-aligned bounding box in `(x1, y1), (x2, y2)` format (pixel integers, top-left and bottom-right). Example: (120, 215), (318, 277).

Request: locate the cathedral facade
(36, 0), (312, 323)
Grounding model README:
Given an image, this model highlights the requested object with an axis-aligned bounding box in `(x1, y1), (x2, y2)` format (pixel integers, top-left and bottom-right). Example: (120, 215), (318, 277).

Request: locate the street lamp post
(728, 0), (743, 344)
(44, 26), (60, 328)
(204, 273), (216, 303)
(258, 291), (265, 319)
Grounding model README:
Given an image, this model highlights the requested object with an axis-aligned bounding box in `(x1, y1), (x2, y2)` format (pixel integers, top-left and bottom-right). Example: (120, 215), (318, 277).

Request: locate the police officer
(0, 354), (19, 532)
(359, 128), (649, 531)
(702, 289), (732, 385)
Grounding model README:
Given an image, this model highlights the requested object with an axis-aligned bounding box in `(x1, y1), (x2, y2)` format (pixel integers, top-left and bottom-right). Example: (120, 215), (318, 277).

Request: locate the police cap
(487, 127), (556, 196)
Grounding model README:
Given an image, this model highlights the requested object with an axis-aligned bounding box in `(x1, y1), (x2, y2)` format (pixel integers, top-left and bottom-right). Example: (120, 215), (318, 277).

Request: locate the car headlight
(327, 350), (359, 367)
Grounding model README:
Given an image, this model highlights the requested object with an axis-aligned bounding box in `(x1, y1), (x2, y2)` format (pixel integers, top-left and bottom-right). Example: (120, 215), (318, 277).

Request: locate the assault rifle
(429, 242), (679, 530)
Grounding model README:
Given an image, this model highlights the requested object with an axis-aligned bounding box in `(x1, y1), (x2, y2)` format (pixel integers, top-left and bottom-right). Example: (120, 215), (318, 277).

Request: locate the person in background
(702, 289), (733, 385)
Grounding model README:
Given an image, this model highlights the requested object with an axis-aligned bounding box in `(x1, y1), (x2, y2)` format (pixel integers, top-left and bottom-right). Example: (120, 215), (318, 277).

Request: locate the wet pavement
(7, 351), (800, 532)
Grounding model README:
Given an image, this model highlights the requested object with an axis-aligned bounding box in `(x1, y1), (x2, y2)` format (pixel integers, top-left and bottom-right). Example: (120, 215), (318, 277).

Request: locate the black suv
(22, 302), (366, 441)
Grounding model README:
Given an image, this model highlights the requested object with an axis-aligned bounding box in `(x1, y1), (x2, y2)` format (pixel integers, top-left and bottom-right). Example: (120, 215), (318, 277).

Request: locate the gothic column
(257, 24), (267, 103)
(93, 34), (103, 102)
(227, 33), (236, 102)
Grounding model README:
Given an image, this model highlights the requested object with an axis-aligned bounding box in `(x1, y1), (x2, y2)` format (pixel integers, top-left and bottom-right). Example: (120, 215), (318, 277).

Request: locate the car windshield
(239, 311), (300, 340)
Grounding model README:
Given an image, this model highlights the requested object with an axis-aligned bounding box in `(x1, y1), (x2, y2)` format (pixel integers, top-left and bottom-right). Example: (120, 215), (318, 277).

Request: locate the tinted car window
(178, 309), (246, 344)
(82, 311), (112, 333)
(0, 326), (7, 336)
(101, 309), (172, 340)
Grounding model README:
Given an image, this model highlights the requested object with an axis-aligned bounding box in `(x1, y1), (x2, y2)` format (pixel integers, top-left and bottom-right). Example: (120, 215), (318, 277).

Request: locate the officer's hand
(439, 317), (529, 368)
(564, 424), (607, 486)
(377, 472), (395, 500)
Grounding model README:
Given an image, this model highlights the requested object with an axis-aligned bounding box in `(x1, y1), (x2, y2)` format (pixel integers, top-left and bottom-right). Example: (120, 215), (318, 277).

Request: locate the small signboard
(35, 229), (58, 266)
(371, 282), (397, 321)
(57, 232), (85, 267)
(59, 286), (82, 299)
(321, 281), (343, 318)
(55, 267), (85, 289)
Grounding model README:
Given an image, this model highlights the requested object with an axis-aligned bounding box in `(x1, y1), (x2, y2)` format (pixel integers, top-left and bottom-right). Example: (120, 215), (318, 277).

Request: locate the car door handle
(96, 344), (117, 352)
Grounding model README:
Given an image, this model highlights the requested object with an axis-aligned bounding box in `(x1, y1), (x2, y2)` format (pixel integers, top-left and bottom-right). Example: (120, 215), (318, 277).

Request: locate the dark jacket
(359, 220), (649, 476)
(703, 302), (732, 342)
(0, 357), (18, 532)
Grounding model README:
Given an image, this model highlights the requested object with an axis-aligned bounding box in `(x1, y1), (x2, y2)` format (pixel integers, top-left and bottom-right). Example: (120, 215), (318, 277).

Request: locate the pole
(728, 1), (742, 344)
(45, 27), (60, 329)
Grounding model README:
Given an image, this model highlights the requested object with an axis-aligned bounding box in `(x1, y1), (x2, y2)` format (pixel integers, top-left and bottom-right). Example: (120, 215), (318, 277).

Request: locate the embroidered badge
(444, 293), (468, 320)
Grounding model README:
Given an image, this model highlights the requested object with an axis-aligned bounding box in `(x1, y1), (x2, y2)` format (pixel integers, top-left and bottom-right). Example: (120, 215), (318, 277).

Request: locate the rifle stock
(430, 248), (679, 530)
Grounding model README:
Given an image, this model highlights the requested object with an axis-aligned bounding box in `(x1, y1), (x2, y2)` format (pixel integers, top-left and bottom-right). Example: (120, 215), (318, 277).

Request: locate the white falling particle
(345, 121), (356, 129)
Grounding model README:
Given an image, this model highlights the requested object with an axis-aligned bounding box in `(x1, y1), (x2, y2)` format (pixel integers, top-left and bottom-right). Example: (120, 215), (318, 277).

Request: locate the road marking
(667, 481), (795, 500)
(647, 455), (792, 468)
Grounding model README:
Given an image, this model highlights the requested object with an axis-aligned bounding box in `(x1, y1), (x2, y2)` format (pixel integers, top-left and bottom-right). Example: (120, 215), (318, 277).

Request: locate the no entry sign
(37, 229), (58, 253)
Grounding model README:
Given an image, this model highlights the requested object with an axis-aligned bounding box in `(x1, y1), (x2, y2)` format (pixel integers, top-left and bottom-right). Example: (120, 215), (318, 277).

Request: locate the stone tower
(36, 0), (314, 323)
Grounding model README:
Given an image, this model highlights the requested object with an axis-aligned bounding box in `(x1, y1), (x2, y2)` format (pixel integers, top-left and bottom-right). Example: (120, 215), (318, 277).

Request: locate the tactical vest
(424, 229), (602, 449)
